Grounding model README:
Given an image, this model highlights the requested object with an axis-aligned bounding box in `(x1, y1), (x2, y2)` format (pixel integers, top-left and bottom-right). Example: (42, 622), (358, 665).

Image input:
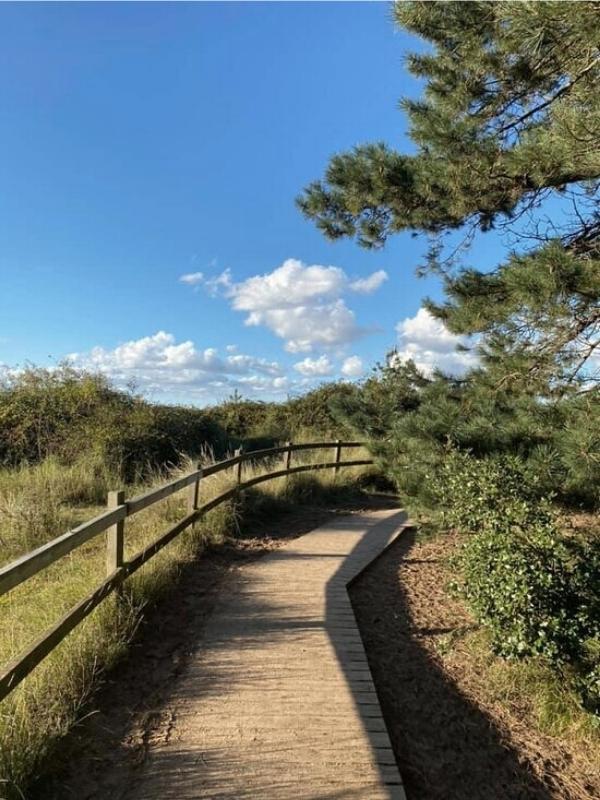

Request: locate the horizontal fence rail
(0, 441), (372, 702)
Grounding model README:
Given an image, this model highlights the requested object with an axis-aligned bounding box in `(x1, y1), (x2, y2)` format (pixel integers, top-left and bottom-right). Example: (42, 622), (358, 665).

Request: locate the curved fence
(0, 441), (372, 702)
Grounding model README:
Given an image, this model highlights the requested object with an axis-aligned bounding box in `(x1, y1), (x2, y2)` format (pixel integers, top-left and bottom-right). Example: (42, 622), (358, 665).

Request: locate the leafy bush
(433, 453), (600, 714)
(428, 450), (547, 534)
(459, 522), (598, 662)
(459, 521), (600, 712)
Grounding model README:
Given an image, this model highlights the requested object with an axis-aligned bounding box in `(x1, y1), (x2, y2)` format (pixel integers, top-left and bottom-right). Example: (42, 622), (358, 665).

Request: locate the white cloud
(394, 308), (477, 376)
(248, 299), (365, 354)
(349, 270), (388, 294)
(293, 355), (334, 377)
(179, 272), (204, 286)
(341, 355), (364, 378)
(66, 331), (287, 401)
(230, 259), (345, 312)
(185, 258), (387, 353)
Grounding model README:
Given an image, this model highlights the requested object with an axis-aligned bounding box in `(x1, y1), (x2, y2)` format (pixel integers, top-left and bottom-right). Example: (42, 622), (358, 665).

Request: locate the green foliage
(329, 357), (425, 440)
(204, 383), (360, 447)
(0, 367), (226, 480)
(362, 363), (600, 510)
(459, 521), (600, 712)
(205, 398), (272, 443)
(270, 382), (359, 439)
(296, 0), (600, 725)
(427, 450), (549, 534)
(300, 0), (600, 396)
(0, 368), (372, 489)
(423, 447), (600, 713)
(299, 1), (600, 246)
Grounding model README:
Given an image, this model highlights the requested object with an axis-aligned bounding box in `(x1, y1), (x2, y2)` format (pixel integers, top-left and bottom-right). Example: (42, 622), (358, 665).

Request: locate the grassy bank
(0, 448), (376, 799)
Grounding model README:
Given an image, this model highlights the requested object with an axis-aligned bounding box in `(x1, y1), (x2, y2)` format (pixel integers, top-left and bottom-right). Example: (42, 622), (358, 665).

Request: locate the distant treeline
(0, 366), (359, 480)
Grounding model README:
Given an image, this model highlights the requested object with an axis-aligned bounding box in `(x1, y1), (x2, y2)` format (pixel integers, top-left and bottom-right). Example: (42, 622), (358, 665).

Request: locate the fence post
(334, 439), (342, 476)
(187, 463), (202, 514)
(106, 490), (125, 578)
(284, 441), (292, 472)
(235, 447), (244, 485)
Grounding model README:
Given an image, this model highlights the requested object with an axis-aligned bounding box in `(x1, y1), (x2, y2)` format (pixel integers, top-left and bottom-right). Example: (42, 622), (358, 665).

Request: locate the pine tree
(298, 1), (600, 391)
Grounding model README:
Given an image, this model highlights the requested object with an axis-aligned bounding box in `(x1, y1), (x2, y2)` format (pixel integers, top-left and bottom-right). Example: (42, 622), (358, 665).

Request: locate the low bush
(427, 450), (548, 534)
(431, 449), (600, 714)
(0, 366), (228, 479)
(459, 523), (599, 660)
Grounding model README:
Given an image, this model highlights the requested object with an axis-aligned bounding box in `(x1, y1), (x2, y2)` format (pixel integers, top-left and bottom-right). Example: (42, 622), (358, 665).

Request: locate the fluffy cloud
(186, 259), (387, 353)
(341, 355), (364, 378)
(293, 355), (334, 377)
(394, 308), (477, 376)
(66, 331), (287, 400)
(247, 299), (364, 354)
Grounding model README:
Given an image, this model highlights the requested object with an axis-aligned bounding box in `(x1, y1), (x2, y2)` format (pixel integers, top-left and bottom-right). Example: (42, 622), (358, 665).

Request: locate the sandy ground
(349, 528), (600, 800)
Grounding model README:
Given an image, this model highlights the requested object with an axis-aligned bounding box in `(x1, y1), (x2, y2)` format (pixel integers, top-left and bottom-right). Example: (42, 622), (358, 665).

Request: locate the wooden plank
(0, 506), (127, 598)
(334, 440), (342, 476)
(200, 442), (365, 479)
(235, 447), (243, 485)
(288, 441), (363, 451)
(126, 469), (202, 516)
(202, 450), (277, 478)
(187, 465), (202, 513)
(239, 460), (373, 492)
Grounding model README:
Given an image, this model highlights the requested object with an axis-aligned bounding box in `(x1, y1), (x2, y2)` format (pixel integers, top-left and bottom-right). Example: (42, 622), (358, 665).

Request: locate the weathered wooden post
(187, 462), (202, 515)
(334, 439), (342, 477)
(284, 441), (292, 472)
(235, 447), (244, 485)
(106, 489), (125, 582)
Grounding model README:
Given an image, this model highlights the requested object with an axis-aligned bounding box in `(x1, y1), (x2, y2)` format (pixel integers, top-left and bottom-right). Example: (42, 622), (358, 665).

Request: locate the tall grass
(0, 447), (374, 798)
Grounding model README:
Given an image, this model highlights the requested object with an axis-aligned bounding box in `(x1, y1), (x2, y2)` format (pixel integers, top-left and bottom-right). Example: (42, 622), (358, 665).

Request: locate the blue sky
(0, 1), (502, 404)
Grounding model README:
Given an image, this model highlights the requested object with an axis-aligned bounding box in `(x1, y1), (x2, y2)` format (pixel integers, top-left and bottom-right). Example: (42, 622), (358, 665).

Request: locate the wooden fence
(0, 441), (372, 703)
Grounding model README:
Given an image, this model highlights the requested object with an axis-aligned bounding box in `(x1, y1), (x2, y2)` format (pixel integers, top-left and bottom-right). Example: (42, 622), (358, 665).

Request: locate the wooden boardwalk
(124, 509), (408, 800)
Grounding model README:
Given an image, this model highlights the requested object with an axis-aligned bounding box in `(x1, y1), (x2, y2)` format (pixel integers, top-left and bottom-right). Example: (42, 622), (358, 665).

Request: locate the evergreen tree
(298, 1), (600, 391)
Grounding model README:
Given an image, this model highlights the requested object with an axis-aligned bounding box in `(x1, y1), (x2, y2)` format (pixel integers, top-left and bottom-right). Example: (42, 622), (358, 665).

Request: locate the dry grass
(456, 628), (600, 753)
(0, 447), (372, 799)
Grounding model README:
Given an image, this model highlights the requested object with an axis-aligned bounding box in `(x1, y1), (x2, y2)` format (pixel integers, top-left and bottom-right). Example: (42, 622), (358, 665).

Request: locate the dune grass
(0, 446), (375, 798)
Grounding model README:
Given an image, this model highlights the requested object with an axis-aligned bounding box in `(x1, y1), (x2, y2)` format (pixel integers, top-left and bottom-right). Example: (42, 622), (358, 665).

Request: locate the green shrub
(459, 523), (595, 661)
(0, 367), (226, 480)
(411, 448), (549, 532)
(417, 447), (600, 714)
(456, 504), (600, 712)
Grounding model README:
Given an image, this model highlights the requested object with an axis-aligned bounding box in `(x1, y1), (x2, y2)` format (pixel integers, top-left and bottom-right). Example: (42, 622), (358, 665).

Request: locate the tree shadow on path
(347, 527), (558, 800)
